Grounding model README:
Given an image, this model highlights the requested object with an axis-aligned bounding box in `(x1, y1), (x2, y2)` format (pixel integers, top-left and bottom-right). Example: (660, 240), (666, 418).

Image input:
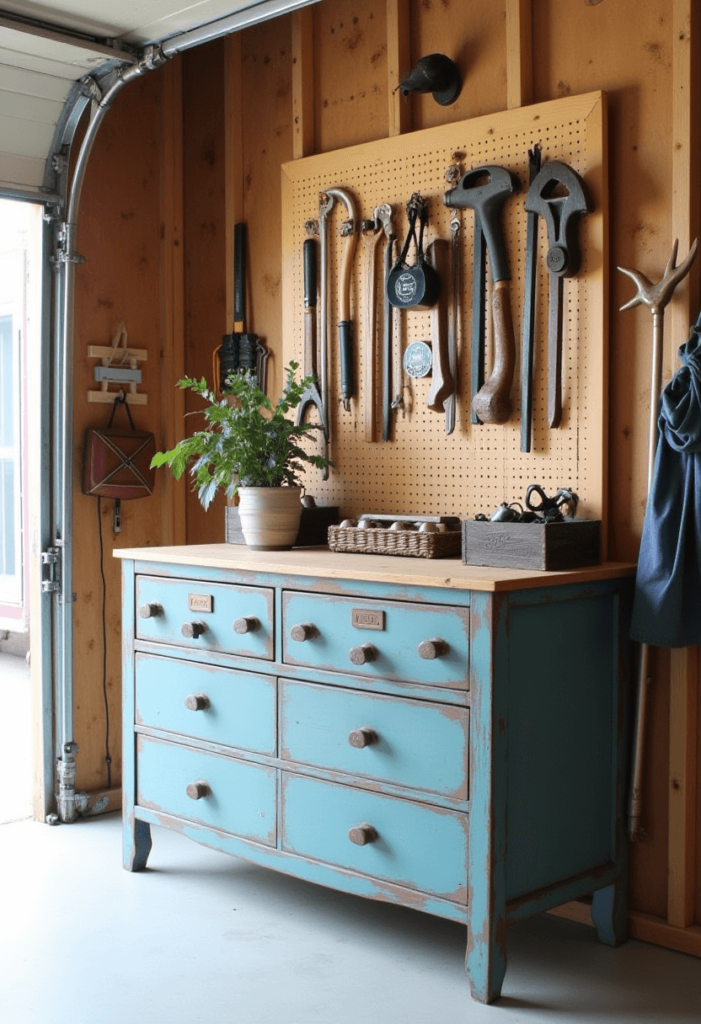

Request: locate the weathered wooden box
(225, 504), (339, 547)
(462, 518), (601, 571)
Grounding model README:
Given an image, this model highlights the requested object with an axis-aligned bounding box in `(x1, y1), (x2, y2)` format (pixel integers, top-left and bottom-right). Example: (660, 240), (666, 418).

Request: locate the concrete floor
(0, 812), (699, 1024)
(1, 649), (700, 1022)
(0, 649), (33, 824)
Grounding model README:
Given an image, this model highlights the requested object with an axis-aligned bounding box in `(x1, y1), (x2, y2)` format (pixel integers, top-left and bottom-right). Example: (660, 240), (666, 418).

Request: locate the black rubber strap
(107, 393), (135, 430)
(234, 222), (246, 324)
(303, 237), (317, 309)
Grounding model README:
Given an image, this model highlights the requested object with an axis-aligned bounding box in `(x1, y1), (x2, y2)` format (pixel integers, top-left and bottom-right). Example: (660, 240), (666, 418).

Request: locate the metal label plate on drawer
(352, 608), (384, 630)
(188, 593), (213, 613)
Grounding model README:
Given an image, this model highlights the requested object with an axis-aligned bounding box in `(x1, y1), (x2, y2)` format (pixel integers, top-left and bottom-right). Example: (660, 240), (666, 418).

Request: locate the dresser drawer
(281, 591), (469, 688)
(136, 735), (277, 844)
(135, 653), (277, 755)
(135, 576), (274, 659)
(280, 679), (468, 799)
(281, 773), (467, 902)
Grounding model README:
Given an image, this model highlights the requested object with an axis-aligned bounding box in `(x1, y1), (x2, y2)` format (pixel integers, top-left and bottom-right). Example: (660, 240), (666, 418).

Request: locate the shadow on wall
(0, 630), (30, 660)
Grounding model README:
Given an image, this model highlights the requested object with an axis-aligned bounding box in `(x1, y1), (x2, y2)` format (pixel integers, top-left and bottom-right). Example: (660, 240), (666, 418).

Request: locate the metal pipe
(160, 0), (320, 56)
(52, 47), (167, 823)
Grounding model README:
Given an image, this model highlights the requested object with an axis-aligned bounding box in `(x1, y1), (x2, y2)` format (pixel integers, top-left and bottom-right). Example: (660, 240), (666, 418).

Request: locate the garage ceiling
(0, 0), (315, 197)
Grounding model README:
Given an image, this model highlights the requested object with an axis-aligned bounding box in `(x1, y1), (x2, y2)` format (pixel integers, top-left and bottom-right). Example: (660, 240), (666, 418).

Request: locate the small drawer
(281, 773), (467, 903)
(280, 680), (468, 799)
(135, 576), (274, 659)
(135, 653), (277, 755)
(136, 735), (276, 845)
(281, 591), (469, 688)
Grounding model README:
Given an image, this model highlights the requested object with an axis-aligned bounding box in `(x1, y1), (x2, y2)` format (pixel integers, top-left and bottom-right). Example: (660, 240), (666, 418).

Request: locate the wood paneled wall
(70, 0), (699, 954)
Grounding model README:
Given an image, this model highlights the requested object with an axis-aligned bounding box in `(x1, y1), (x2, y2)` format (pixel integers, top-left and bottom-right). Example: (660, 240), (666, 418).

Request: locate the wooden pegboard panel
(281, 92), (608, 536)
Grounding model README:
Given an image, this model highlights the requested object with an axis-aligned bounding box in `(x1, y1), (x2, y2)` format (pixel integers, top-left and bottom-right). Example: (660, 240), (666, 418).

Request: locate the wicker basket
(327, 524), (461, 559)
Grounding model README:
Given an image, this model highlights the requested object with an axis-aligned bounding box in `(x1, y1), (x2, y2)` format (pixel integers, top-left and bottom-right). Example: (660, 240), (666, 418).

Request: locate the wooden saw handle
(471, 279), (514, 424)
(425, 239), (454, 412)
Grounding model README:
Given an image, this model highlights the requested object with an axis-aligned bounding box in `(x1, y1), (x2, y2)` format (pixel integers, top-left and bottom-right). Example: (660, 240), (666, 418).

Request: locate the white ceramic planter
(237, 486), (303, 551)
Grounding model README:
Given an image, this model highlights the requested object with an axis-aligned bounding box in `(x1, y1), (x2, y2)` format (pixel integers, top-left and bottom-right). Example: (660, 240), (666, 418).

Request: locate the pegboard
(281, 91), (608, 541)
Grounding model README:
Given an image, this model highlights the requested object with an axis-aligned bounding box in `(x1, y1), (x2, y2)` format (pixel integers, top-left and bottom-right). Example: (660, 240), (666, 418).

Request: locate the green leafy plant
(151, 361), (330, 510)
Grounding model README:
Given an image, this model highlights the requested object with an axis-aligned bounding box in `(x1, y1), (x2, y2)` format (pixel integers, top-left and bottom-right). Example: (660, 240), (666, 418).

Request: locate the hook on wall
(399, 53), (461, 106)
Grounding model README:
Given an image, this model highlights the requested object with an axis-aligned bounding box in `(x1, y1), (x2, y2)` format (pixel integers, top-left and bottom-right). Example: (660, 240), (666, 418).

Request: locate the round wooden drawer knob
(290, 623), (317, 642)
(348, 727), (378, 749)
(348, 823), (378, 846)
(139, 602), (162, 619)
(233, 615), (259, 634)
(349, 643), (376, 666)
(417, 637), (449, 660)
(186, 780), (210, 800)
(181, 621), (206, 639)
(184, 693), (210, 712)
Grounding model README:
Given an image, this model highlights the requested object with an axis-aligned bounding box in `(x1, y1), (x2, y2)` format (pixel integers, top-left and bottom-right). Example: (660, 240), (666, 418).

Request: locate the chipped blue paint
(135, 653), (277, 756)
(280, 678), (468, 798)
(120, 555), (633, 1005)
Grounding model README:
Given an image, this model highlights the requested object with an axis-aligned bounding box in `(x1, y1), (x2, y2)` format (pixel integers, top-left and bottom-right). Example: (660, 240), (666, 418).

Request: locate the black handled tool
(324, 187), (358, 411)
(520, 144), (542, 452)
(296, 238), (328, 478)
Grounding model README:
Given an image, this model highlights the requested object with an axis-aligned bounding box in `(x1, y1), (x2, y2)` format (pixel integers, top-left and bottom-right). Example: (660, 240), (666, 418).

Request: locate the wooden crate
(462, 519), (601, 571)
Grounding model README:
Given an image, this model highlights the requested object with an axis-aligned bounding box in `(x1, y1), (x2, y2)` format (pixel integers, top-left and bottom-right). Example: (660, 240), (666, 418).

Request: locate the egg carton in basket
(328, 514), (462, 559)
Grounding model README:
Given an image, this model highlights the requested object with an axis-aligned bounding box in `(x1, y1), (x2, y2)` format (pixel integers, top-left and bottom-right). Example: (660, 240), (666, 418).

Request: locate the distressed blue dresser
(117, 544), (634, 1003)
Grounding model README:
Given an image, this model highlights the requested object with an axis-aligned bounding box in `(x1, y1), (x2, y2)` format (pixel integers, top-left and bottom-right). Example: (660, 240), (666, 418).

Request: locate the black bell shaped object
(399, 53), (461, 106)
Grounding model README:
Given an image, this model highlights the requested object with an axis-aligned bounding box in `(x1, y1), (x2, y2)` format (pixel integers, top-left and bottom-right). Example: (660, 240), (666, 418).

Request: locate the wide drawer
(281, 591), (469, 688)
(280, 679), (468, 799)
(281, 773), (468, 903)
(136, 735), (277, 845)
(135, 653), (277, 755)
(135, 576), (274, 659)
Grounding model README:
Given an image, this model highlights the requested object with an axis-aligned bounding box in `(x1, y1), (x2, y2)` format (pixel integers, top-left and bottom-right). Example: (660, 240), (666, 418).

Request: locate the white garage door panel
(0, 114), (55, 158)
(0, 63), (76, 101)
(0, 46), (91, 80)
(0, 152), (46, 189)
(0, 25), (113, 69)
(0, 91), (65, 127)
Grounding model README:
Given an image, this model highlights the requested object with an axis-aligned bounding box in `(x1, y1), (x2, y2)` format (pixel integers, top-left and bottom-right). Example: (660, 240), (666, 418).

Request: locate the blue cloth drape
(630, 314), (701, 648)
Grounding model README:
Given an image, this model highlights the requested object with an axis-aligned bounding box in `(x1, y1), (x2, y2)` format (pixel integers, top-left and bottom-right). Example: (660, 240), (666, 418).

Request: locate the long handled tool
(444, 166), (520, 424)
(425, 238), (454, 412)
(519, 144), (542, 452)
(324, 187), (358, 411)
(318, 192), (335, 444)
(295, 236), (329, 479)
(524, 160), (591, 428)
(361, 212), (384, 441)
(377, 205), (396, 442)
(617, 237), (698, 842)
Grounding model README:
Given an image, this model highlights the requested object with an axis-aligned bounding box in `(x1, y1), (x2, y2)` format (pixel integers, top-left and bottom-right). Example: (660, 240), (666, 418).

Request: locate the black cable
(96, 497), (112, 788)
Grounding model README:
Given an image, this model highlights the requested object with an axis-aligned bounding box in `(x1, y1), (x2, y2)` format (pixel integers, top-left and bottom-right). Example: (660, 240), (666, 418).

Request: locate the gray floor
(0, 812), (699, 1024)
(0, 649), (33, 823)
(1, 648), (700, 1023)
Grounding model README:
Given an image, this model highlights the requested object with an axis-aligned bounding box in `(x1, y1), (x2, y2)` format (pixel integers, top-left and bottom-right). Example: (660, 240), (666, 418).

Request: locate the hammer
(443, 166), (520, 424)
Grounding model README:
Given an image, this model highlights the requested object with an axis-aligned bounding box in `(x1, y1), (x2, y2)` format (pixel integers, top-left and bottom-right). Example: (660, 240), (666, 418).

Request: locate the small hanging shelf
(87, 321), (148, 405)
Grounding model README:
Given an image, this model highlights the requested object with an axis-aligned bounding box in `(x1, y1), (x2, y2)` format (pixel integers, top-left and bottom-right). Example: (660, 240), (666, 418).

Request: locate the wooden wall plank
(505, 0), (533, 109)
(315, 0), (388, 153)
(224, 32), (244, 327)
(292, 6), (315, 158)
(667, 0), (699, 933)
(72, 74), (165, 791)
(239, 14), (294, 404)
(159, 56), (186, 547)
(182, 40), (228, 544)
(387, 0), (411, 136)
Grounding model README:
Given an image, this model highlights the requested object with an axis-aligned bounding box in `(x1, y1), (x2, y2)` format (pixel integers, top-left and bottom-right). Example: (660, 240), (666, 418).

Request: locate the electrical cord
(96, 497), (112, 788)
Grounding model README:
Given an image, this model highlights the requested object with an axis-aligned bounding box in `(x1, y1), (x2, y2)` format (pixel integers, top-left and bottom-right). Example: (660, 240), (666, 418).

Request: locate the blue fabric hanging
(630, 311), (701, 647)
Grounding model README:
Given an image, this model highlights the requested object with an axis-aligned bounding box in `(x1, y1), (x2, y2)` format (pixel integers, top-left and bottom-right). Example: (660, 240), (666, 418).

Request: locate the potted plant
(151, 362), (330, 550)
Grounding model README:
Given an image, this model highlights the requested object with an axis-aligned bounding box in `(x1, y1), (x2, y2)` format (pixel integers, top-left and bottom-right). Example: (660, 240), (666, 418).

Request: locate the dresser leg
(124, 817), (152, 871)
(591, 881), (627, 946)
(466, 921), (507, 1003)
